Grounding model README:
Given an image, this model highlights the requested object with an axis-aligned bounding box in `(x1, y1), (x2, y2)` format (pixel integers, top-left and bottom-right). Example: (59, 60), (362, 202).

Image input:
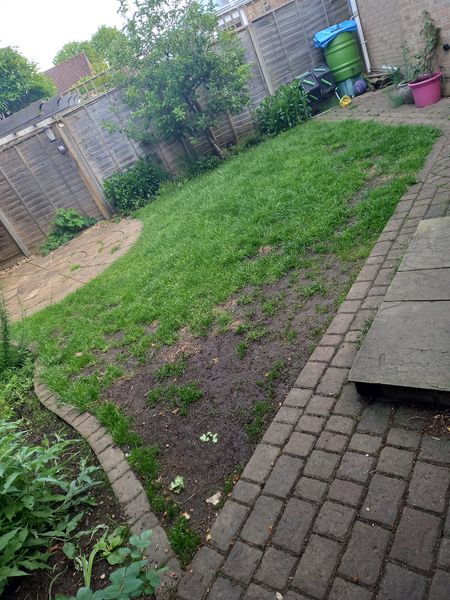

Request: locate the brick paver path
(178, 92), (450, 600)
(0, 218), (142, 321)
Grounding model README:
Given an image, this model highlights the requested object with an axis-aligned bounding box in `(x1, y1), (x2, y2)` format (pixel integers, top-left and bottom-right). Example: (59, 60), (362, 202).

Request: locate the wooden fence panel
(0, 221), (22, 267)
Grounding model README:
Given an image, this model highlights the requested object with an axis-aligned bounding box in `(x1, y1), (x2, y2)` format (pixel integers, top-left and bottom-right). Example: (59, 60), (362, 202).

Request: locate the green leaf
(0, 528), (19, 552)
(106, 547), (130, 565)
(63, 542), (77, 560)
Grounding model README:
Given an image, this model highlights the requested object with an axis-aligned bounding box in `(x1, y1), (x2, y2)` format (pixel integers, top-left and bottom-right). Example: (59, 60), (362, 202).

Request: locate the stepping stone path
(0, 218), (142, 321)
(178, 91), (450, 599)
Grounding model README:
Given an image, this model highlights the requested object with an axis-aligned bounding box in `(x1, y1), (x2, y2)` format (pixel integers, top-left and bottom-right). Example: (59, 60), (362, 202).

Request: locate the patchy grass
(168, 517), (201, 567)
(155, 357), (187, 380)
(246, 400), (274, 442)
(147, 382), (203, 415)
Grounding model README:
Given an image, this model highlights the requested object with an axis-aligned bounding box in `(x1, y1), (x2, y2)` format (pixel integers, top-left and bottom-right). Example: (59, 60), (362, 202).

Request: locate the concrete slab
(385, 269), (450, 302)
(399, 217), (450, 271)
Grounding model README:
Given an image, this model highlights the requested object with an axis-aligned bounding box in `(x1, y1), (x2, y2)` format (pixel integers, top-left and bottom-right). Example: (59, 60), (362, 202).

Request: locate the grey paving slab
(399, 217), (450, 271)
(385, 268), (450, 302)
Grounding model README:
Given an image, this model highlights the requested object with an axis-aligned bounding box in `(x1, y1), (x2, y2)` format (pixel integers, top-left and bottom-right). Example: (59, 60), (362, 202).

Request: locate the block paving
(178, 94), (450, 599)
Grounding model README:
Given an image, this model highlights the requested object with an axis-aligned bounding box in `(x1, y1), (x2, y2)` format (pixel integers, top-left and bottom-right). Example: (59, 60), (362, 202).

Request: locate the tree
(116, 0), (250, 158)
(0, 47), (56, 119)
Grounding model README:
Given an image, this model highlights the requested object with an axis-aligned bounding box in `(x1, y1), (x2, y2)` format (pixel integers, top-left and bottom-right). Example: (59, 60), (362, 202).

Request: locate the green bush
(41, 208), (96, 255)
(0, 420), (98, 594)
(103, 158), (164, 215)
(255, 80), (311, 136)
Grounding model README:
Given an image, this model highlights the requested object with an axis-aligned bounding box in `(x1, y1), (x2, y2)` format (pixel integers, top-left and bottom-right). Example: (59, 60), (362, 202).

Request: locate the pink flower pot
(408, 72), (442, 108)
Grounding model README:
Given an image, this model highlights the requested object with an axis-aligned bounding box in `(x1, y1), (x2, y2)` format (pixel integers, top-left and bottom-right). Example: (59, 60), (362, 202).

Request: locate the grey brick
(408, 461), (450, 513)
(295, 362), (327, 389)
(429, 570), (450, 600)
(295, 477), (328, 503)
(377, 447), (414, 479)
(254, 547), (297, 589)
(326, 415), (355, 435)
(304, 450), (340, 481)
(296, 415), (326, 434)
(378, 563), (427, 600)
(334, 384), (363, 417)
(262, 421), (293, 446)
(331, 342), (357, 368)
(313, 501), (355, 540)
(316, 431), (348, 453)
(243, 584), (275, 600)
(240, 495), (283, 547)
(285, 388), (312, 408)
(328, 479), (363, 506)
(305, 395), (335, 416)
(178, 547), (223, 600)
(293, 534), (341, 599)
(386, 428), (421, 449)
(339, 521), (390, 586)
(390, 507), (440, 571)
(337, 452), (375, 483)
(90, 432), (114, 455)
(325, 313), (354, 335)
(241, 444), (280, 484)
(316, 367), (349, 397)
(209, 501), (250, 552)
(339, 300), (362, 313)
(284, 432), (316, 457)
(358, 404), (391, 435)
(263, 454), (304, 498)
(328, 578), (373, 600)
(356, 264), (380, 282)
(437, 538), (450, 569)
(309, 346), (336, 363)
(361, 474), (406, 526)
(207, 577), (243, 600)
(111, 470), (141, 505)
(347, 281), (371, 300)
(273, 498), (317, 553)
(107, 460), (130, 484)
(222, 542), (262, 585)
(420, 436), (450, 465)
(321, 334), (344, 347)
(124, 491), (151, 524)
(231, 480), (261, 506)
(349, 433), (382, 455)
(285, 593), (309, 600)
(97, 445), (125, 472)
(274, 406), (302, 425)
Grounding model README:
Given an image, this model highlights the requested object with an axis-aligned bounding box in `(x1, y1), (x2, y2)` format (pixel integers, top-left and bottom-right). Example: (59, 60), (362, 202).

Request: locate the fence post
(0, 209), (30, 257)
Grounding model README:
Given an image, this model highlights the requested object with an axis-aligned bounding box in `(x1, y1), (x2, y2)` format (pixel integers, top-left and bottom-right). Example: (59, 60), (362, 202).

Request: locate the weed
(246, 400), (274, 442)
(40, 208), (96, 255)
(110, 245), (120, 254)
(155, 357), (187, 380)
(315, 304), (330, 315)
(283, 328), (298, 342)
(237, 292), (257, 305)
(235, 341), (249, 359)
(69, 263), (81, 272)
(357, 317), (374, 348)
(168, 517), (201, 567)
(298, 282), (327, 298)
(235, 321), (252, 335)
(147, 382), (203, 414)
(129, 446), (160, 480)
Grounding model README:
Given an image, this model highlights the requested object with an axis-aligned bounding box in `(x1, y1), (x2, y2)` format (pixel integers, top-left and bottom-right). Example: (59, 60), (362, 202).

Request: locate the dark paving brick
(296, 415), (326, 434)
(386, 428), (421, 449)
(304, 450), (340, 481)
(390, 507), (441, 571)
(295, 362), (327, 389)
(284, 432), (316, 457)
(178, 546), (223, 600)
(313, 501), (355, 540)
(305, 395), (335, 416)
(284, 593), (309, 600)
(429, 570), (450, 600)
(361, 474), (406, 526)
(240, 495), (283, 547)
(243, 584), (275, 600)
(437, 538), (450, 569)
(295, 476), (328, 503)
(263, 454), (304, 498)
(328, 479), (364, 506)
(207, 577), (243, 600)
(231, 480), (261, 506)
(293, 534), (341, 599)
(445, 503), (450, 536)
(331, 342), (358, 368)
(272, 498), (317, 553)
(316, 431), (348, 453)
(254, 547), (297, 590)
(420, 436), (450, 464)
(316, 367), (349, 397)
(222, 541), (262, 585)
(333, 384), (364, 417)
(241, 444), (280, 484)
(274, 406), (302, 425)
(326, 415), (355, 435)
(378, 563), (427, 600)
(408, 461), (450, 513)
(377, 447), (414, 479)
(349, 433), (382, 455)
(337, 452), (375, 484)
(328, 578), (373, 600)
(262, 421), (293, 446)
(392, 406), (426, 431)
(339, 521), (390, 586)
(357, 404), (392, 435)
(285, 388), (312, 408)
(209, 501), (250, 552)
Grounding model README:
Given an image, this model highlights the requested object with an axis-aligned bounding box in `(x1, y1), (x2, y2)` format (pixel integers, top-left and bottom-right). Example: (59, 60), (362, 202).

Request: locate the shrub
(186, 154), (222, 178)
(255, 80), (311, 136)
(41, 208), (96, 255)
(0, 420), (98, 594)
(103, 158), (164, 215)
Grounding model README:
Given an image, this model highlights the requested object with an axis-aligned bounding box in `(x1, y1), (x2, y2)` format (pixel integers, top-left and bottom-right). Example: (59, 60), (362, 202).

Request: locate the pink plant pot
(408, 72), (442, 108)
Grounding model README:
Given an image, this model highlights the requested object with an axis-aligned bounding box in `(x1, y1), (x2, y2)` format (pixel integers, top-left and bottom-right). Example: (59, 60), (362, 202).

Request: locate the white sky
(0, 0), (125, 71)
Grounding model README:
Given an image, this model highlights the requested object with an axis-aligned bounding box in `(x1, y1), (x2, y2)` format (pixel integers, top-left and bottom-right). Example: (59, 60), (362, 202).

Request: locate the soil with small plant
(105, 253), (357, 536)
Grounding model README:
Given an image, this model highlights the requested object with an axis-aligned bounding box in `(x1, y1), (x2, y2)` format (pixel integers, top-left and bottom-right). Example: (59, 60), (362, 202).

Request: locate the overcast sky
(1, 0), (125, 71)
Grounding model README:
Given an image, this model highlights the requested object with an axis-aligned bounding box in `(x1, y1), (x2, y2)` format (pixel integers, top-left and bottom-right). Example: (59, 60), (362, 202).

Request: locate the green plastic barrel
(324, 32), (363, 83)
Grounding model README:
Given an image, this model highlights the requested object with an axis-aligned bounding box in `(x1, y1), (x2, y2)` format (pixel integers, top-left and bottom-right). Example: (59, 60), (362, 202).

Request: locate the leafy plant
(199, 431), (219, 444)
(102, 158), (164, 215)
(400, 10), (441, 82)
(41, 208), (96, 255)
(169, 475), (185, 494)
(255, 80), (311, 136)
(235, 341), (248, 360)
(59, 530), (167, 600)
(0, 420), (99, 594)
(186, 154), (222, 177)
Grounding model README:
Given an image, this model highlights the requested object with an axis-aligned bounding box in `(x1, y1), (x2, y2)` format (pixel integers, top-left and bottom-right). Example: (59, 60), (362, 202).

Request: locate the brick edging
(33, 362), (181, 598)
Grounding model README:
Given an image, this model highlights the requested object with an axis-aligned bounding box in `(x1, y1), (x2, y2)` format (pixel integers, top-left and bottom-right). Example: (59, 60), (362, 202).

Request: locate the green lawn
(18, 119), (437, 412)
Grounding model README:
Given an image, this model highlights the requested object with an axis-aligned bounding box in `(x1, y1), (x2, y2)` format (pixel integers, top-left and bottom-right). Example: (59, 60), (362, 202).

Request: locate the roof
(44, 52), (93, 95)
